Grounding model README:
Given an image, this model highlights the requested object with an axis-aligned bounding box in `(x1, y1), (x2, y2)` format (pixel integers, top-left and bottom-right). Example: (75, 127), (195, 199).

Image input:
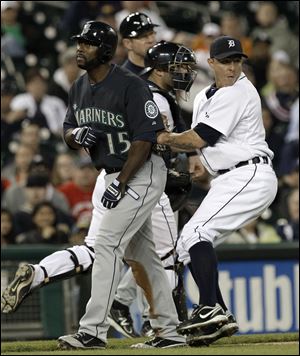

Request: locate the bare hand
(188, 155), (206, 180)
(157, 131), (170, 145)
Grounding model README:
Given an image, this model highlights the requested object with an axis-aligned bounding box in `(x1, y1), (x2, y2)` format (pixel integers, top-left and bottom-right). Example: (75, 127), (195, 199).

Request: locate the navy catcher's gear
(165, 168), (192, 212)
(71, 21), (118, 64)
(119, 12), (159, 39)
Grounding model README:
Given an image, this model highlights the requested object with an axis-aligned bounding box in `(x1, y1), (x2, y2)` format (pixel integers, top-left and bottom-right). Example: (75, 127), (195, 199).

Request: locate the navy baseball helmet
(144, 41), (197, 93)
(71, 21), (118, 63)
(119, 12), (159, 38)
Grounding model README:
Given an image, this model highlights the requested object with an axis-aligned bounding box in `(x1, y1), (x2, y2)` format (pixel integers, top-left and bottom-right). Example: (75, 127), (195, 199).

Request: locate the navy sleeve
(193, 123), (222, 146)
(125, 81), (165, 140)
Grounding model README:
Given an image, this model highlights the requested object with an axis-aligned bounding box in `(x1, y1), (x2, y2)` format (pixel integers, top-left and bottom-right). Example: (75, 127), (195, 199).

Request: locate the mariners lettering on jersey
(74, 107), (125, 128)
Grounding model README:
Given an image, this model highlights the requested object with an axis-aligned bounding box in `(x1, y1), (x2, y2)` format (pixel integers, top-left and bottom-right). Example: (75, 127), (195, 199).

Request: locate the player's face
(76, 40), (99, 69)
(208, 56), (243, 87)
(130, 31), (157, 57)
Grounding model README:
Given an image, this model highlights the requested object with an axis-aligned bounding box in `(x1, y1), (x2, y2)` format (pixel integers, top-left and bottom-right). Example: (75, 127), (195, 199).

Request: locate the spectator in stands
(220, 12), (253, 57)
(3, 155), (70, 215)
(192, 22), (221, 73)
(261, 61), (298, 135)
(60, 1), (121, 43)
(1, 78), (22, 166)
(48, 47), (82, 105)
(15, 201), (70, 245)
(1, 178), (11, 205)
(261, 104), (284, 175)
(1, 144), (35, 186)
(12, 172), (73, 237)
(58, 156), (97, 223)
(225, 218), (281, 244)
(284, 98), (299, 144)
(251, 1), (299, 67)
(248, 33), (272, 92)
(1, 208), (16, 245)
(9, 68), (66, 137)
(276, 188), (299, 242)
(51, 152), (76, 187)
(1, 1), (26, 62)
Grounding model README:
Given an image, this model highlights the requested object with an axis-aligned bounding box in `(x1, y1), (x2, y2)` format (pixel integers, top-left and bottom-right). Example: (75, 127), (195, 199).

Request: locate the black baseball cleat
(141, 320), (156, 337)
(131, 336), (187, 349)
(58, 332), (106, 349)
(1, 264), (34, 313)
(187, 312), (239, 347)
(108, 300), (140, 338)
(176, 304), (228, 335)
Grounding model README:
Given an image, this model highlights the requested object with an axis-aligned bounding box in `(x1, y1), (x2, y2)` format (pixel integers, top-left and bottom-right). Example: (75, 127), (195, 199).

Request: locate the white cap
(1, 1), (19, 12)
(202, 23), (221, 37)
(272, 50), (290, 64)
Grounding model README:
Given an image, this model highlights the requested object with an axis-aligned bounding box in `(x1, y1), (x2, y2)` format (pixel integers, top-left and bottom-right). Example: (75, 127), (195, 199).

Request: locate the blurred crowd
(1, 1), (299, 247)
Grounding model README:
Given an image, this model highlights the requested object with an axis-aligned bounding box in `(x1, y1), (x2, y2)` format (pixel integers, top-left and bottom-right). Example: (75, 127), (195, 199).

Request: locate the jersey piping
(96, 159), (155, 335)
(202, 164), (258, 229)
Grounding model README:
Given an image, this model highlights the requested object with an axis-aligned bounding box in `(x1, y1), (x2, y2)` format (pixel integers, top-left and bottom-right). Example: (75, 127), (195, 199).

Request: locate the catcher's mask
(143, 41), (197, 100)
(71, 21), (118, 65)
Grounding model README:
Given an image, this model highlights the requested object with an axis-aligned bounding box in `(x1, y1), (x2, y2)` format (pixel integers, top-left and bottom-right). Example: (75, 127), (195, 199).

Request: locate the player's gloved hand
(101, 179), (125, 209)
(72, 126), (99, 148)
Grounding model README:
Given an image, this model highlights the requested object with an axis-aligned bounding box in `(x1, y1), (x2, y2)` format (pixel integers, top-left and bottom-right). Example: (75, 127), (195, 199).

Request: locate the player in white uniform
(157, 36), (278, 346)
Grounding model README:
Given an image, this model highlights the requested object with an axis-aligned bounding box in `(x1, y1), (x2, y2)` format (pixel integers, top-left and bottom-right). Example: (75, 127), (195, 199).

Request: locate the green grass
(1, 333), (299, 355)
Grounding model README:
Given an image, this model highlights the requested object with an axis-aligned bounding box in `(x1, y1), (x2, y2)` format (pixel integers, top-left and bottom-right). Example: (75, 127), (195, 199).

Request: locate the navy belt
(105, 167), (121, 174)
(218, 156), (270, 175)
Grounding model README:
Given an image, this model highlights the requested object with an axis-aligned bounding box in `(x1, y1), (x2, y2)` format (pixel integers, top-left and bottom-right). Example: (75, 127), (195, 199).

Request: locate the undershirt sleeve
(193, 122), (222, 146)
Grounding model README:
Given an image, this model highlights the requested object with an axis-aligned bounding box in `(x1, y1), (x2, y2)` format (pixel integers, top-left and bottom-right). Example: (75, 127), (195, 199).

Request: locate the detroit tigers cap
(210, 36), (248, 59)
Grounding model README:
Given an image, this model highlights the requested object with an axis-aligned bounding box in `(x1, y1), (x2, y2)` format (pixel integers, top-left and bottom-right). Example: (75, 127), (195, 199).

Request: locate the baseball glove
(165, 168), (192, 211)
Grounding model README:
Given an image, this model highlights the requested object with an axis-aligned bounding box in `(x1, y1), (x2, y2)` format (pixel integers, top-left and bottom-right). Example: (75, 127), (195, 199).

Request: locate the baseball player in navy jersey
(59, 21), (188, 350)
(1, 17), (199, 347)
(156, 36), (278, 346)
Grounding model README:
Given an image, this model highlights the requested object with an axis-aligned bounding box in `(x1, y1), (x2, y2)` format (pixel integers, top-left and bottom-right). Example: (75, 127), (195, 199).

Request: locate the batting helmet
(71, 21), (118, 64)
(119, 12), (159, 38)
(144, 41), (197, 93)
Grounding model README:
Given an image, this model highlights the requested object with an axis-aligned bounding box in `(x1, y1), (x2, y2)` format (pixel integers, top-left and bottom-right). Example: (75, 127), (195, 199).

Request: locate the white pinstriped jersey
(192, 72), (273, 175)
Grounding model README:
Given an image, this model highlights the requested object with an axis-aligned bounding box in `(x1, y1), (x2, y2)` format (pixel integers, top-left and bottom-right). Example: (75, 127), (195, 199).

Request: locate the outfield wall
(1, 242), (299, 340)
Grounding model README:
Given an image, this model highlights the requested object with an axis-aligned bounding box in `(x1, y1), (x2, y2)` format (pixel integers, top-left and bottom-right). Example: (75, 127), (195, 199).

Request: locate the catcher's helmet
(71, 21), (118, 63)
(144, 41), (197, 93)
(119, 12), (159, 38)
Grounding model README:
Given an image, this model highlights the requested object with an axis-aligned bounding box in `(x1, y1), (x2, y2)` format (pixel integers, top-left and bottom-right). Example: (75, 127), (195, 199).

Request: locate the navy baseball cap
(210, 36), (248, 59)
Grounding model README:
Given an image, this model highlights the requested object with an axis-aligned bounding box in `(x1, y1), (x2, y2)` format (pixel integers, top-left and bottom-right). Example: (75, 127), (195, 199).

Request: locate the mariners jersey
(64, 65), (164, 171)
(192, 72), (274, 175)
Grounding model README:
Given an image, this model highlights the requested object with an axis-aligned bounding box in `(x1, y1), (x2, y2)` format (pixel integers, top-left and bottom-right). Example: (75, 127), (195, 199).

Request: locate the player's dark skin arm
(116, 141), (152, 187)
(157, 129), (207, 151)
(64, 128), (82, 149)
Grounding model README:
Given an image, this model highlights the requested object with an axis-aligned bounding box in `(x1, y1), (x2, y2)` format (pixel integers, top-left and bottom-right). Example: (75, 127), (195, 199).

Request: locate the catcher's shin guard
(40, 245), (94, 286)
(165, 262), (188, 322)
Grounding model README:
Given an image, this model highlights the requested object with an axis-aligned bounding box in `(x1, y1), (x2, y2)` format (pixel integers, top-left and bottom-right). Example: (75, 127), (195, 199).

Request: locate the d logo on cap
(228, 40), (235, 48)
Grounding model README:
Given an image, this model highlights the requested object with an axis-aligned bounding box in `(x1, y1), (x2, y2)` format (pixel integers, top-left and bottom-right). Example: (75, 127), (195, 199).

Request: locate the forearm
(157, 129), (207, 151)
(64, 128), (82, 149)
(117, 141), (152, 185)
